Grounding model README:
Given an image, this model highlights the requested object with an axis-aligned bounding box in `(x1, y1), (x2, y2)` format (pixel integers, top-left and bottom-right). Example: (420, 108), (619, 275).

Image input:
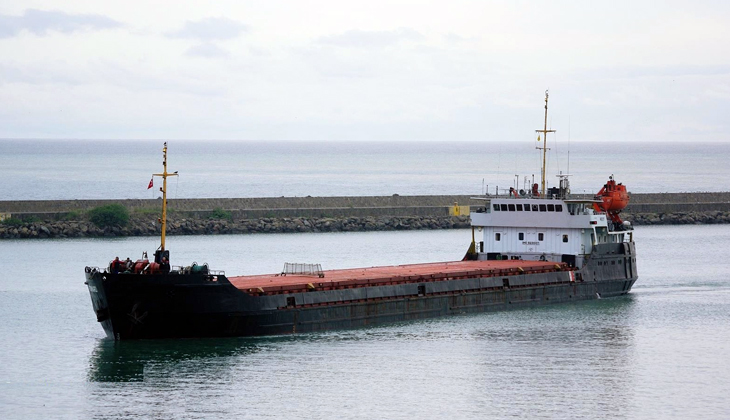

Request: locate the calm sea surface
(1, 140), (729, 199)
(1, 225), (729, 419)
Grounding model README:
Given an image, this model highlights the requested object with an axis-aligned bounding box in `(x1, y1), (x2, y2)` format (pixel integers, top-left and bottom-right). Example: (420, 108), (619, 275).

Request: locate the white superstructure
(465, 90), (634, 269)
(469, 196), (633, 268)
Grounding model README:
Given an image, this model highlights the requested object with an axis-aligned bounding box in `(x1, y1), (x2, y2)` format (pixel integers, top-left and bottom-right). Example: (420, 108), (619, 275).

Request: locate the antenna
(535, 90), (555, 196)
(568, 115), (571, 176)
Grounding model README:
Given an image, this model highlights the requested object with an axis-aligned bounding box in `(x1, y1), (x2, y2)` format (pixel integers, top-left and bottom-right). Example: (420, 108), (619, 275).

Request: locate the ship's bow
(85, 267), (115, 339)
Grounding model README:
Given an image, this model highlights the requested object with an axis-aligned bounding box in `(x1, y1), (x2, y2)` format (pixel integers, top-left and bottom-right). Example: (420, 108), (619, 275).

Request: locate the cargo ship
(84, 92), (637, 340)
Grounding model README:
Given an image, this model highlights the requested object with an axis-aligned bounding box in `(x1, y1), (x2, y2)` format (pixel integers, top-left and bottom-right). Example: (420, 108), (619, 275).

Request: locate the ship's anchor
(127, 302), (149, 325)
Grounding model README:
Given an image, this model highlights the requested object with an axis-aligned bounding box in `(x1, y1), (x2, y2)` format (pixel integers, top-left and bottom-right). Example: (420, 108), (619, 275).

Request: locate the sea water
(0, 226), (729, 419)
(1, 140), (730, 419)
(1, 140), (729, 200)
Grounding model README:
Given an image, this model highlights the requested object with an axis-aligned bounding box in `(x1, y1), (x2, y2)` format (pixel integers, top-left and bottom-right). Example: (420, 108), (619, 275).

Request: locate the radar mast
(535, 90), (555, 196)
(152, 142), (177, 261)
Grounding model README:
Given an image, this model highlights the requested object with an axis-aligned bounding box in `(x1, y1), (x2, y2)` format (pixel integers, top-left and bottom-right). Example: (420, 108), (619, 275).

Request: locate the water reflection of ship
(86, 338), (265, 383)
(469, 296), (638, 417)
(471, 295), (637, 343)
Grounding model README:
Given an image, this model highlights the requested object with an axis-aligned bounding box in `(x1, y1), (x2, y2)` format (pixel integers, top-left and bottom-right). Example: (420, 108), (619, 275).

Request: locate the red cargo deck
(229, 260), (566, 295)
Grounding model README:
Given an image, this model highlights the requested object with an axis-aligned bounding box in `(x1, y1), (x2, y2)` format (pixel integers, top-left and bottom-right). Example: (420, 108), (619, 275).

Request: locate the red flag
(147, 178), (154, 189)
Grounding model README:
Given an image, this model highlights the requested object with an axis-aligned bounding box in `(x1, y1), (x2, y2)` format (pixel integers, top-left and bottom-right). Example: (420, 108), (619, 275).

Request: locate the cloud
(573, 64), (730, 81)
(0, 62), (87, 85)
(443, 32), (465, 44)
(166, 17), (247, 41)
(185, 43), (229, 58)
(316, 28), (424, 48)
(0, 8), (121, 38)
(442, 32), (479, 45)
(0, 60), (224, 98)
(704, 84), (730, 100)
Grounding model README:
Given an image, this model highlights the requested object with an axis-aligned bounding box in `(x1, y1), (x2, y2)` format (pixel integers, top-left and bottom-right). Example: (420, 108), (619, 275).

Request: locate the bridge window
(508, 204), (515, 211)
(563, 234), (568, 243)
(516, 204), (523, 211)
(519, 232), (524, 240)
(547, 204), (555, 211)
(524, 204), (531, 211)
(532, 204), (539, 211)
(556, 204), (563, 212)
(500, 204), (508, 211)
(539, 204), (547, 212)
(493, 204), (500, 211)
(495, 233), (501, 241)
(538, 233), (544, 241)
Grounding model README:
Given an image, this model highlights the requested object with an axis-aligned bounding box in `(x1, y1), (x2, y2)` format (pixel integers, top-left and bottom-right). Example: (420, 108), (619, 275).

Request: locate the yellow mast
(535, 90), (555, 196)
(152, 142), (177, 251)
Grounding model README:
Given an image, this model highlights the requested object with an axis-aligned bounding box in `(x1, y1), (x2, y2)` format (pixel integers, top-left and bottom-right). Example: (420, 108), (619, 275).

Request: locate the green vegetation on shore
(2, 217), (24, 227)
(88, 204), (130, 228)
(208, 208), (232, 220)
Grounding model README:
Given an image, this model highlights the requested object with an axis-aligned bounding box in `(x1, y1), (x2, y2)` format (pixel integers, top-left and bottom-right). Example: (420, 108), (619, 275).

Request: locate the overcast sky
(1, 1), (728, 142)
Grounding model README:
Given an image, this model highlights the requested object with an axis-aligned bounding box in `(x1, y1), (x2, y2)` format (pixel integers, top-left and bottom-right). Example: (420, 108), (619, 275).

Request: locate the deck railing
(281, 262), (325, 277)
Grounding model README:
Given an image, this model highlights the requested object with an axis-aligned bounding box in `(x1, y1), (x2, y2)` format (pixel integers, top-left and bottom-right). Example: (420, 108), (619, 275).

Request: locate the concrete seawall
(0, 195), (473, 214)
(3, 192), (730, 218)
(1, 192), (729, 239)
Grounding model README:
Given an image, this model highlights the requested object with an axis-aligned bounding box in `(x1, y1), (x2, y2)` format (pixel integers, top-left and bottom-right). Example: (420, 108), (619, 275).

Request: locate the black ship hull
(85, 242), (637, 340)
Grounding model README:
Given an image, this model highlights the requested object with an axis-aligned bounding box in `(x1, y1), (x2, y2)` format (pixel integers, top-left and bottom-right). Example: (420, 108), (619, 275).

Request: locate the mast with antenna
(567, 115), (571, 177)
(535, 90), (555, 196)
(152, 142), (178, 261)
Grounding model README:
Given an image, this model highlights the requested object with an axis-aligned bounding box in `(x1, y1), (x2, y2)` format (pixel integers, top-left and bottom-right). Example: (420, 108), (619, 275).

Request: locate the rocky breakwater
(623, 191), (730, 225)
(626, 211), (730, 225)
(0, 214), (471, 239)
(2, 192), (729, 240)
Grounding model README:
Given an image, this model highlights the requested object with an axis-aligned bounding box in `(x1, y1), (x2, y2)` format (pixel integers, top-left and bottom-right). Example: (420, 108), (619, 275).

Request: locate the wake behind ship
(85, 92), (638, 340)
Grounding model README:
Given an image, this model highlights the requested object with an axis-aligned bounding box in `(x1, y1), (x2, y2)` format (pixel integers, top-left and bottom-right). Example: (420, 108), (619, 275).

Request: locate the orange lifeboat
(594, 175), (630, 225)
(597, 176), (629, 211)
